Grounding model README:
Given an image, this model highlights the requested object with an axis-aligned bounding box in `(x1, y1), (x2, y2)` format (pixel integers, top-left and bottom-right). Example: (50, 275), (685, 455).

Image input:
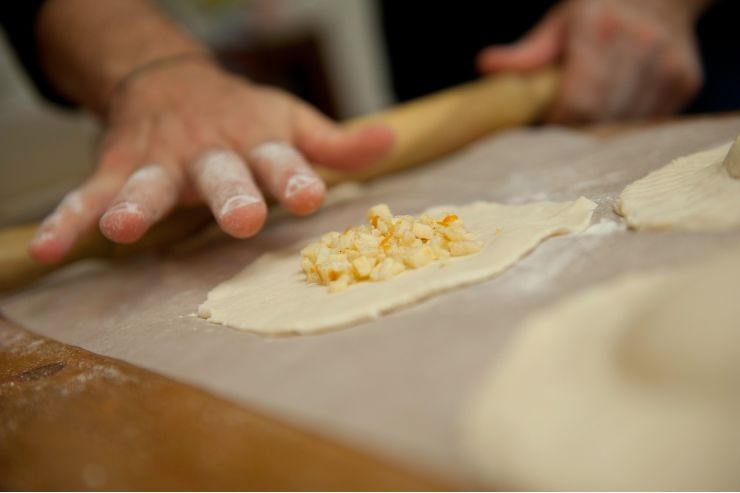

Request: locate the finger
(624, 48), (665, 118)
(249, 141), (325, 216)
(294, 106), (395, 171)
(601, 36), (650, 120)
(636, 51), (702, 117)
(600, 14), (680, 120)
(476, 10), (565, 73)
(189, 148), (267, 238)
(29, 172), (125, 264)
(651, 75), (700, 117)
(546, 52), (608, 124)
(99, 163), (182, 244)
(29, 124), (148, 263)
(545, 22), (614, 124)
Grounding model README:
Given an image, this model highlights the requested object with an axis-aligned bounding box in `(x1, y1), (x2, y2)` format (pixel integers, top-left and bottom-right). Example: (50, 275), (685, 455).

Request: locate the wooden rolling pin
(0, 68), (559, 292)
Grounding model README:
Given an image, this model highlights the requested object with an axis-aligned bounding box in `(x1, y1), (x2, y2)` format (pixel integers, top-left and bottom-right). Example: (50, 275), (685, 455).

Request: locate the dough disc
(198, 198), (596, 335)
(462, 249), (740, 490)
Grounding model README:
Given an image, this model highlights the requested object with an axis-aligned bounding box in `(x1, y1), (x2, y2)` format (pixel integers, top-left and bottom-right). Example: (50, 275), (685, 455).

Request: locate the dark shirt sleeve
(0, 0), (74, 107)
(686, 0), (740, 113)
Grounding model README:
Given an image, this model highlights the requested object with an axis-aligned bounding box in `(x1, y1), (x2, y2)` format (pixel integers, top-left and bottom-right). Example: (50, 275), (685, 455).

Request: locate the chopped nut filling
(300, 204), (483, 292)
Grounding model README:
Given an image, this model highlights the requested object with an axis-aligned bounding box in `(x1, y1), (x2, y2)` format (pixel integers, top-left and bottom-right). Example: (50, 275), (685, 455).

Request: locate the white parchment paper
(4, 118), (740, 485)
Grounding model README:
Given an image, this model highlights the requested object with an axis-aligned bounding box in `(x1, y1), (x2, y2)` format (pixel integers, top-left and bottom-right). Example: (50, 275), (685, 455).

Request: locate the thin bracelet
(104, 51), (215, 114)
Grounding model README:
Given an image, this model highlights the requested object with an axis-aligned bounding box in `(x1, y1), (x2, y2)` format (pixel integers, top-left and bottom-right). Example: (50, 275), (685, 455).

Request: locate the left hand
(477, 0), (707, 123)
(29, 61), (394, 264)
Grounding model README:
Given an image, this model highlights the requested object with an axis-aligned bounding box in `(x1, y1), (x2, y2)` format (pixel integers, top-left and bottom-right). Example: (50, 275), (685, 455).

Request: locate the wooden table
(0, 316), (452, 490)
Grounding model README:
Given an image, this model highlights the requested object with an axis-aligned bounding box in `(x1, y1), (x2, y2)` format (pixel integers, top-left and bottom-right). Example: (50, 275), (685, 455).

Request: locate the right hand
(476, 0), (705, 123)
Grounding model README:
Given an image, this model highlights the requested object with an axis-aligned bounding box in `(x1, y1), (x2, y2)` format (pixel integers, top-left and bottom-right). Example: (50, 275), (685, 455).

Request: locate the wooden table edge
(0, 316), (460, 490)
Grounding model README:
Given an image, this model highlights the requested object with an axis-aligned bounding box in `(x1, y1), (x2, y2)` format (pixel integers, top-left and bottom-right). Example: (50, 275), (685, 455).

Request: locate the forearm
(36, 0), (207, 115)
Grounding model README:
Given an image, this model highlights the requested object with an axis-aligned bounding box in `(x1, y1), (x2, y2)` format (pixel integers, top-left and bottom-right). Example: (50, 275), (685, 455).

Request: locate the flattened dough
(616, 142), (740, 230)
(198, 197), (596, 335)
(462, 248), (740, 491)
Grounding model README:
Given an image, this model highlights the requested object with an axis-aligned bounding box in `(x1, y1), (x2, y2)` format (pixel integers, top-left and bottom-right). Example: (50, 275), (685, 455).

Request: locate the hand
(477, 0), (707, 123)
(29, 61), (395, 263)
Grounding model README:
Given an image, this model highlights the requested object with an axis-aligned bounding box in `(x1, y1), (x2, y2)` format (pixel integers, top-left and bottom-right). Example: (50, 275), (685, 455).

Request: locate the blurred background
(1, 0), (739, 228)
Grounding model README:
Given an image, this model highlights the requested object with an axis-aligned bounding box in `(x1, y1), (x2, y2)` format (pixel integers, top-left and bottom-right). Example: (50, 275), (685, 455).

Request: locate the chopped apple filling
(301, 204), (482, 292)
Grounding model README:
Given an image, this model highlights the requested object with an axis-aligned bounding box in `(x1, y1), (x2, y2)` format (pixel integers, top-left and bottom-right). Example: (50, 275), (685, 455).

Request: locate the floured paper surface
(3, 117), (740, 486)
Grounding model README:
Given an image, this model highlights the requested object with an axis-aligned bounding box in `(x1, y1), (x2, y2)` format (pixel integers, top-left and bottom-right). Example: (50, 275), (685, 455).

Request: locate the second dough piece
(616, 142), (740, 231)
(462, 248), (740, 490)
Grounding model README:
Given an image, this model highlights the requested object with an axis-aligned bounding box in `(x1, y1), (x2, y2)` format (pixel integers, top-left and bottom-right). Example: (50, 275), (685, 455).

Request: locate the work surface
(3, 116), (740, 488)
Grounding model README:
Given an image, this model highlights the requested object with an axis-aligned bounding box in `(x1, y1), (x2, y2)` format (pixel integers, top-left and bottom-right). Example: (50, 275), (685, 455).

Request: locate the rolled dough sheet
(462, 248), (740, 491)
(616, 142), (740, 230)
(198, 198), (597, 335)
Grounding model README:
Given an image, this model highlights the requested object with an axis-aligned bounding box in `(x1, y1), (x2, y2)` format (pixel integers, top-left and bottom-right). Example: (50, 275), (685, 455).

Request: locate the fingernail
(284, 174), (321, 199)
(104, 201), (143, 217)
(220, 194), (261, 217)
(100, 202), (145, 235)
(31, 229), (55, 247)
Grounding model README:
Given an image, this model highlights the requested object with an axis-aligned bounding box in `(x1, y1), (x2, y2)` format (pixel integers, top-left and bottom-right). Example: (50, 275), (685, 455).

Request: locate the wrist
(105, 57), (239, 121)
(104, 51), (217, 115)
(36, 0), (210, 114)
